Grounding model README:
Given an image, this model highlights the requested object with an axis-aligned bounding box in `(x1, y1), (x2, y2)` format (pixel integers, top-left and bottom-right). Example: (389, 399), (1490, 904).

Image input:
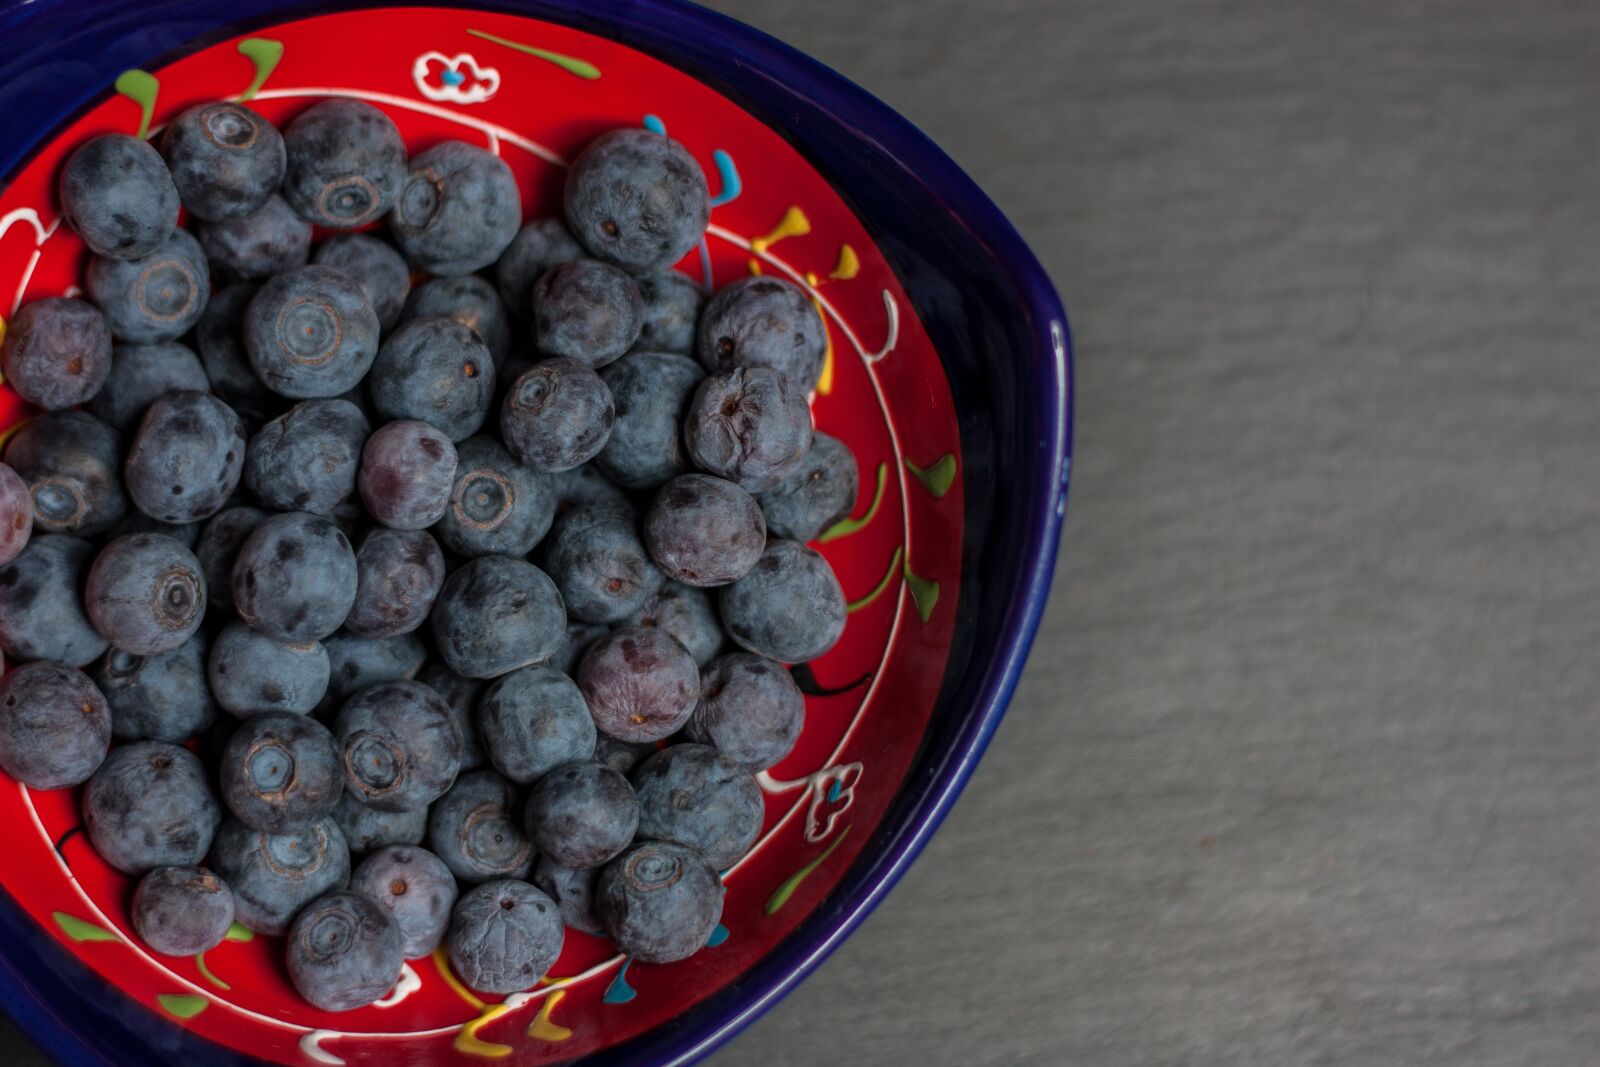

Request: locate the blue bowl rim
(0, 1), (1074, 1064)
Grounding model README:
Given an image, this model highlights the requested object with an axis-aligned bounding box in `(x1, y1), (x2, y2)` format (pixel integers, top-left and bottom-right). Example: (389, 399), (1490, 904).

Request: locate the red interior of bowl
(0, 8), (963, 1063)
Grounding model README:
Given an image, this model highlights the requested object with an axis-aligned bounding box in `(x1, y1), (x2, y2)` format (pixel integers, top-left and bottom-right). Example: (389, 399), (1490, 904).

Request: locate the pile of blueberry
(0, 98), (862, 1011)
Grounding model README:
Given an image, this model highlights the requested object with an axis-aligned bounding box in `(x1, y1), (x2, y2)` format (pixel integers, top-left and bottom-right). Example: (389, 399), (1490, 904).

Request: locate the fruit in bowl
(0, 2), (1070, 1064)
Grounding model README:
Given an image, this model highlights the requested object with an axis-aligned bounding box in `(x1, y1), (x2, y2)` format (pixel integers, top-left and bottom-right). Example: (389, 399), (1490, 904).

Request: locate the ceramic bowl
(0, 1), (1071, 1063)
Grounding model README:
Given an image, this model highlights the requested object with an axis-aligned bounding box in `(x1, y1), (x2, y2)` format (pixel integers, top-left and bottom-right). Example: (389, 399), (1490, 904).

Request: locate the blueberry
(435, 436), (555, 557)
(622, 581), (723, 665)
(0, 463), (29, 566)
(577, 626), (699, 742)
(345, 528), (445, 638)
(416, 662), (485, 771)
(89, 342), (209, 432)
(541, 502), (663, 624)
(196, 283), (278, 421)
(390, 141), (521, 276)
(358, 420), (458, 530)
(86, 229), (211, 343)
(0, 298), (113, 409)
(697, 276), (827, 392)
(531, 857), (604, 935)
(220, 711), (342, 832)
(369, 318), (493, 440)
(132, 865), (235, 955)
(635, 271), (703, 355)
(335, 680), (462, 811)
(428, 770), (533, 883)
(334, 791), (427, 855)
(244, 399), (368, 515)
(85, 533), (206, 655)
(755, 432), (858, 542)
(446, 879), (563, 994)
(533, 259), (643, 367)
(0, 661), (110, 788)
(719, 539), (845, 663)
(686, 652), (805, 770)
(209, 816), (350, 935)
(431, 556), (565, 679)
(500, 360), (615, 472)
(282, 99), (407, 229)
(643, 474), (765, 587)
(591, 732), (657, 778)
(245, 265), (381, 399)
(232, 511), (358, 643)
(318, 631), (427, 715)
(400, 274), (513, 366)
(208, 619), (329, 717)
(123, 390), (247, 524)
(477, 665), (595, 785)
(496, 218), (582, 317)
(58, 133), (179, 259)
(91, 636), (214, 743)
(195, 506), (266, 615)
(564, 130), (709, 275)
(350, 845), (458, 957)
(633, 744), (762, 869)
(105, 512), (202, 548)
(286, 889), (404, 1011)
(313, 235), (411, 334)
(684, 366), (812, 492)
(553, 464), (630, 512)
(596, 841), (722, 964)
(525, 761), (638, 868)
(160, 101), (286, 222)
(595, 350), (704, 489)
(84, 741), (220, 874)
(0, 535), (109, 666)
(198, 195), (313, 281)
(546, 621), (610, 678)
(4, 411), (127, 536)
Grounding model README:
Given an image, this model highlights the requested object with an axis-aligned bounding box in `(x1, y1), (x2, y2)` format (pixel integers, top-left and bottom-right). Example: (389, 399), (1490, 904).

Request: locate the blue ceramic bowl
(0, 1), (1070, 1064)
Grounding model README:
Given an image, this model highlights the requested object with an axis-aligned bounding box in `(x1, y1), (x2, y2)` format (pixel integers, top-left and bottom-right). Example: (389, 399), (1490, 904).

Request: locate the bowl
(0, 1), (1072, 1064)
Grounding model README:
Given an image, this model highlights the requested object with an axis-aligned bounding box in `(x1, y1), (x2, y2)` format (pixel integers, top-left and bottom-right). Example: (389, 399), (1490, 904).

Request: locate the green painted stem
(819, 462), (888, 543)
(114, 70), (159, 140)
(905, 453), (957, 498)
(765, 827), (852, 914)
(195, 952), (229, 991)
(846, 546), (903, 614)
(236, 39), (284, 102)
(466, 30), (601, 79)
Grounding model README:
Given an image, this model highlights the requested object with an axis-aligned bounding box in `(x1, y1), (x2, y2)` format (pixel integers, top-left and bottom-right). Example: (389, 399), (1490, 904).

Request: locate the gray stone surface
(5, 2), (1597, 1065)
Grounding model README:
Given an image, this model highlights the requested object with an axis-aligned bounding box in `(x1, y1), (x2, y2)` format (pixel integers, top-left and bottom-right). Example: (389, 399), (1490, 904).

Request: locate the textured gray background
(9, 1), (1599, 1064)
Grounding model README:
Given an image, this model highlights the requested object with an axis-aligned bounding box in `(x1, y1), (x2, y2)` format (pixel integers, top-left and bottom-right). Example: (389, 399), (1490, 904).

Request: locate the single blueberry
(160, 101), (286, 222)
(635, 271), (703, 355)
(59, 133), (179, 259)
(89, 342), (209, 432)
(524, 761), (638, 869)
(231, 511), (358, 643)
(0, 661), (111, 788)
(435, 436), (555, 558)
(431, 556), (566, 679)
(358, 420), (458, 531)
(369, 317), (494, 441)
(345, 528), (445, 638)
(683, 366), (813, 492)
(4, 411), (128, 537)
(335, 680), (462, 811)
(245, 398), (370, 515)
(596, 840), (723, 964)
(622, 581), (724, 665)
(132, 865), (235, 956)
(632, 743), (762, 870)
(540, 502), (663, 624)
(84, 741), (220, 874)
(92, 636), (216, 744)
(697, 275), (828, 392)
(86, 229), (211, 343)
(477, 665), (596, 785)
(595, 350), (704, 489)
(198, 195), (313, 281)
(719, 539), (846, 663)
(245, 265), (381, 399)
(643, 474), (766, 587)
(282, 99), (407, 229)
(123, 390), (247, 524)
(532, 259), (643, 368)
(0, 298), (113, 410)
(286, 889), (404, 1011)
(350, 845), (458, 958)
(209, 816), (351, 936)
(500, 359), (615, 473)
(755, 432), (859, 542)
(85, 532), (206, 655)
(686, 652), (805, 770)
(390, 141), (521, 276)
(208, 619), (329, 717)
(564, 129), (709, 275)
(314, 235), (411, 334)
(427, 770), (534, 883)
(446, 879), (563, 994)
(219, 711), (342, 832)
(577, 626), (699, 743)
(0, 536), (109, 666)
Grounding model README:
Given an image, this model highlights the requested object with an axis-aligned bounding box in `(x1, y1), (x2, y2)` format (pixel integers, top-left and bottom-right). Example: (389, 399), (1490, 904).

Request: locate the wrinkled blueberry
(345, 528), (445, 638)
(428, 770), (533, 883)
(577, 626), (699, 743)
(86, 532), (206, 655)
(245, 265), (381, 399)
(431, 556), (565, 679)
(89, 342), (209, 432)
(358, 420), (458, 531)
(477, 665), (595, 785)
(533, 259), (643, 367)
(210, 816), (350, 936)
(132, 865), (235, 955)
(334, 791), (427, 855)
(282, 100), (406, 229)
(435, 436), (555, 558)
(318, 631), (427, 716)
(123, 390), (246, 524)
(0, 661), (110, 788)
(755, 431), (858, 542)
(532, 857), (604, 935)
(350, 845), (458, 958)
(719, 539), (846, 663)
(335, 680), (461, 811)
(0, 463), (29, 566)
(697, 275), (827, 392)
(684, 366), (812, 492)
(401, 274), (513, 366)
(633, 743), (762, 869)
(195, 505), (266, 615)
(4, 411), (127, 536)
(208, 619), (329, 717)
(198, 195), (312, 281)
(500, 359), (614, 472)
(541, 502), (662, 624)
(84, 741), (219, 874)
(232, 511), (358, 642)
(390, 142), (520, 275)
(369, 318), (493, 441)
(686, 652), (805, 770)
(286, 889), (403, 1011)
(596, 350), (703, 488)
(417, 662), (485, 771)
(622, 581), (723, 666)
(447, 879), (563, 994)
(86, 229), (211, 343)
(564, 130), (709, 275)
(643, 474), (765, 587)
(596, 840), (722, 964)
(246, 397), (369, 515)
(59, 133), (179, 259)
(160, 101), (286, 222)
(220, 711), (342, 832)
(525, 760), (638, 868)
(313, 235), (411, 334)
(635, 271), (702, 354)
(195, 283), (278, 421)
(0, 298), (113, 410)
(0, 535), (108, 666)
